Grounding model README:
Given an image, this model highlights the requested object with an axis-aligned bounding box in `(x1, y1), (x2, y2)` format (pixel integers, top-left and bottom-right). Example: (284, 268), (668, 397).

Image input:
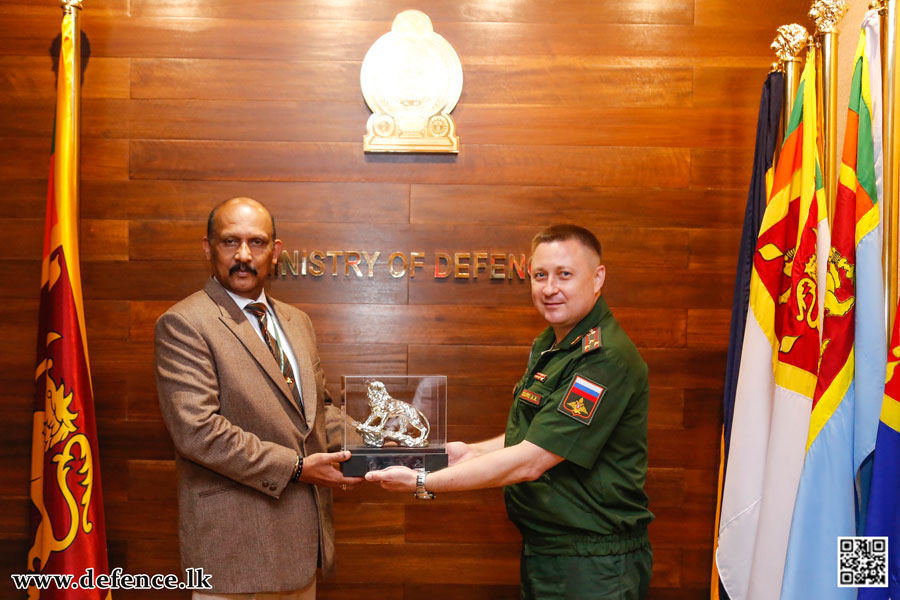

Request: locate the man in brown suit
(155, 197), (361, 599)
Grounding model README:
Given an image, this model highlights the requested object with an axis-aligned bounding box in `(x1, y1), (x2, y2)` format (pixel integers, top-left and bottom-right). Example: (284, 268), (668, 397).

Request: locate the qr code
(837, 536), (888, 587)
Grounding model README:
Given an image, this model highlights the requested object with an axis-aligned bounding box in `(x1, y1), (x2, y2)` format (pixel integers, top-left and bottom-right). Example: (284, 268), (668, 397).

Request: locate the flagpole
(768, 55), (785, 166)
(878, 0), (900, 331)
(56, 0), (93, 370)
(59, 0), (82, 181)
(810, 1), (848, 223)
(62, 0), (81, 132)
(772, 24), (809, 153)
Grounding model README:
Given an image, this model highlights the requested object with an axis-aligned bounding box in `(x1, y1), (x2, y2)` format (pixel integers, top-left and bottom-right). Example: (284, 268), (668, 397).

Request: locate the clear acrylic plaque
(341, 375), (448, 476)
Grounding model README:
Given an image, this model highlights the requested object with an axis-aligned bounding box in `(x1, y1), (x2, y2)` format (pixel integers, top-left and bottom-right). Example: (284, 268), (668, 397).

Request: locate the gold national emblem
(360, 10), (462, 153)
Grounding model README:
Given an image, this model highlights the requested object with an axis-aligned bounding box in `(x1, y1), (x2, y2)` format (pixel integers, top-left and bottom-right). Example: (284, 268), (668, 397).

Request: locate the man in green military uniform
(367, 224), (653, 599)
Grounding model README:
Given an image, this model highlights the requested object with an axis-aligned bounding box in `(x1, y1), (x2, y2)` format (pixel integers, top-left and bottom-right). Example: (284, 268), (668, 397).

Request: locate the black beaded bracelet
(291, 454), (303, 484)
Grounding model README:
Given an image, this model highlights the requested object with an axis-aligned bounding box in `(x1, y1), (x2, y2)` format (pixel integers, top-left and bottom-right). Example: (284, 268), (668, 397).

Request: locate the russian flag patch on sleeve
(558, 375), (606, 425)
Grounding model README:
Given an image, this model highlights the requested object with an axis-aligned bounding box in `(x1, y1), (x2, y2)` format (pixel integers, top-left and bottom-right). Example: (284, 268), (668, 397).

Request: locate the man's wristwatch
(290, 454), (303, 484)
(414, 469), (435, 500)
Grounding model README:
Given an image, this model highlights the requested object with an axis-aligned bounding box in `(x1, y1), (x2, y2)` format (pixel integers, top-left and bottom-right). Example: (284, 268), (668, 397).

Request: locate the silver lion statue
(354, 381), (431, 448)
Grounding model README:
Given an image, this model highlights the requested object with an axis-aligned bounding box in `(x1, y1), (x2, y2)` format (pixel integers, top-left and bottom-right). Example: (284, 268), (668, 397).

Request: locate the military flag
(711, 70), (783, 600)
(27, 4), (112, 599)
(859, 17), (899, 589)
(716, 45), (829, 600)
(860, 301), (900, 600)
(722, 71), (785, 477)
(780, 11), (885, 599)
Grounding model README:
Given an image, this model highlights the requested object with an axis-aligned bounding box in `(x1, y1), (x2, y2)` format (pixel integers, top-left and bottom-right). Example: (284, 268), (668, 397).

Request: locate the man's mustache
(230, 263), (258, 276)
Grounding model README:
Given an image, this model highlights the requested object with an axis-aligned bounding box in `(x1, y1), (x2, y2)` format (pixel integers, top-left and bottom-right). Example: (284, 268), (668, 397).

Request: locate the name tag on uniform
(518, 389), (542, 405)
(558, 375), (606, 425)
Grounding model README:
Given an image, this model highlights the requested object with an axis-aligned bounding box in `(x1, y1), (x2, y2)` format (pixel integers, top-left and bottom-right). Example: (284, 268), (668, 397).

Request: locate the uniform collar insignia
(582, 327), (602, 354)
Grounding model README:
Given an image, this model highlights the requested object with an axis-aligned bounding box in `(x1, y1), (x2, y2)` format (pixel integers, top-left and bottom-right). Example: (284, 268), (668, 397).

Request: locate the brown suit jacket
(155, 278), (334, 593)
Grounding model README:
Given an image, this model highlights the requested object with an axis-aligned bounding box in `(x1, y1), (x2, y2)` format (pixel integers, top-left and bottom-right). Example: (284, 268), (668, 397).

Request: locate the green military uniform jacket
(504, 296), (653, 556)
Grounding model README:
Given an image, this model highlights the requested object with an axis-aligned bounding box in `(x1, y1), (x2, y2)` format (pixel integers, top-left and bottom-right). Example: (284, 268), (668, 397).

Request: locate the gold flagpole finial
(60, 0), (83, 12)
(809, 0), (849, 34)
(771, 24), (810, 62)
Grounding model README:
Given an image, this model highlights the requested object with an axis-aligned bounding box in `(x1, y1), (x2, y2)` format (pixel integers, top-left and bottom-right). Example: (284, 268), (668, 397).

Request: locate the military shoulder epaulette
(582, 327), (602, 354)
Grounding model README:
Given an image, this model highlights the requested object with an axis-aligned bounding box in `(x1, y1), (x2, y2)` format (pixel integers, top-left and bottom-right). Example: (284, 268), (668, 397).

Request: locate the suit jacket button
(262, 479), (269, 487)
(269, 484), (277, 491)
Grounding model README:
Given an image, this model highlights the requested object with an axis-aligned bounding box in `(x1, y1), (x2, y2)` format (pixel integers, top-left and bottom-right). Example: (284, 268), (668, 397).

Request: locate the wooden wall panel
(79, 181), (411, 222)
(694, 67), (772, 111)
(410, 185), (749, 228)
(2, 0), (128, 18)
(0, 16), (785, 61)
(0, 262), (41, 299)
(455, 105), (755, 147)
(130, 0), (695, 25)
(0, 137), (130, 181)
(687, 309), (732, 349)
(0, 0), (815, 598)
(129, 140), (692, 187)
(131, 59), (693, 108)
(1, 56), (130, 100)
(694, 0), (812, 28)
(691, 147), (756, 189)
(130, 59), (362, 101)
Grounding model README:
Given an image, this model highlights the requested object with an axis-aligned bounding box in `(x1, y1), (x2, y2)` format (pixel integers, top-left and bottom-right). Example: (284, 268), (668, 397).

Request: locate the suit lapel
(270, 298), (317, 427)
(204, 279), (306, 424)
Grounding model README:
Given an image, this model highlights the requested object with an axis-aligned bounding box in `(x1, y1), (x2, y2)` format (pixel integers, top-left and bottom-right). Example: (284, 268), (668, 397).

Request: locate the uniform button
(262, 479), (270, 487)
(269, 484), (277, 491)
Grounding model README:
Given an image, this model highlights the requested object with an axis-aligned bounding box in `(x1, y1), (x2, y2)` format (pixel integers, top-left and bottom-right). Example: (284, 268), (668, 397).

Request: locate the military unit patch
(558, 375), (605, 424)
(534, 372), (547, 382)
(519, 389), (542, 405)
(582, 328), (602, 354)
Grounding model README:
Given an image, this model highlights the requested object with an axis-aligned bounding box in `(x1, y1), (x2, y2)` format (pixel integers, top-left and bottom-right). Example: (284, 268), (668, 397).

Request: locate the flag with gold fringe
(780, 10), (885, 599)
(716, 45), (829, 600)
(27, 5), (112, 598)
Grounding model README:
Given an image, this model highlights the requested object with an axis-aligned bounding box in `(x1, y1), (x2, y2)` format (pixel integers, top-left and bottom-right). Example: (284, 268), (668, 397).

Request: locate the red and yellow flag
(782, 12), (886, 598)
(27, 5), (112, 598)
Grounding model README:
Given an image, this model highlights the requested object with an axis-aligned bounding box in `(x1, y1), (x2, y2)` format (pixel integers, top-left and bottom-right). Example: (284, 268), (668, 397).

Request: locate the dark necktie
(245, 302), (303, 412)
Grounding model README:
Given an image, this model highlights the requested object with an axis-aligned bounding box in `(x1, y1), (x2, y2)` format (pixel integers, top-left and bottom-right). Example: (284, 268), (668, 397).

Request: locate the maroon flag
(27, 3), (112, 598)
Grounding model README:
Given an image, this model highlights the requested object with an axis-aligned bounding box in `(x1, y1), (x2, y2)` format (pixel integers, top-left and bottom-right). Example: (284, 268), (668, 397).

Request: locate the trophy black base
(342, 448), (449, 476)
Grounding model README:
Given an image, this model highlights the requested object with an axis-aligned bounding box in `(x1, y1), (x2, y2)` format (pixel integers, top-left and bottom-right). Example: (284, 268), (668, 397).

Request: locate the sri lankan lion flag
(716, 45), (829, 600)
(781, 10), (885, 600)
(27, 6), (112, 599)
